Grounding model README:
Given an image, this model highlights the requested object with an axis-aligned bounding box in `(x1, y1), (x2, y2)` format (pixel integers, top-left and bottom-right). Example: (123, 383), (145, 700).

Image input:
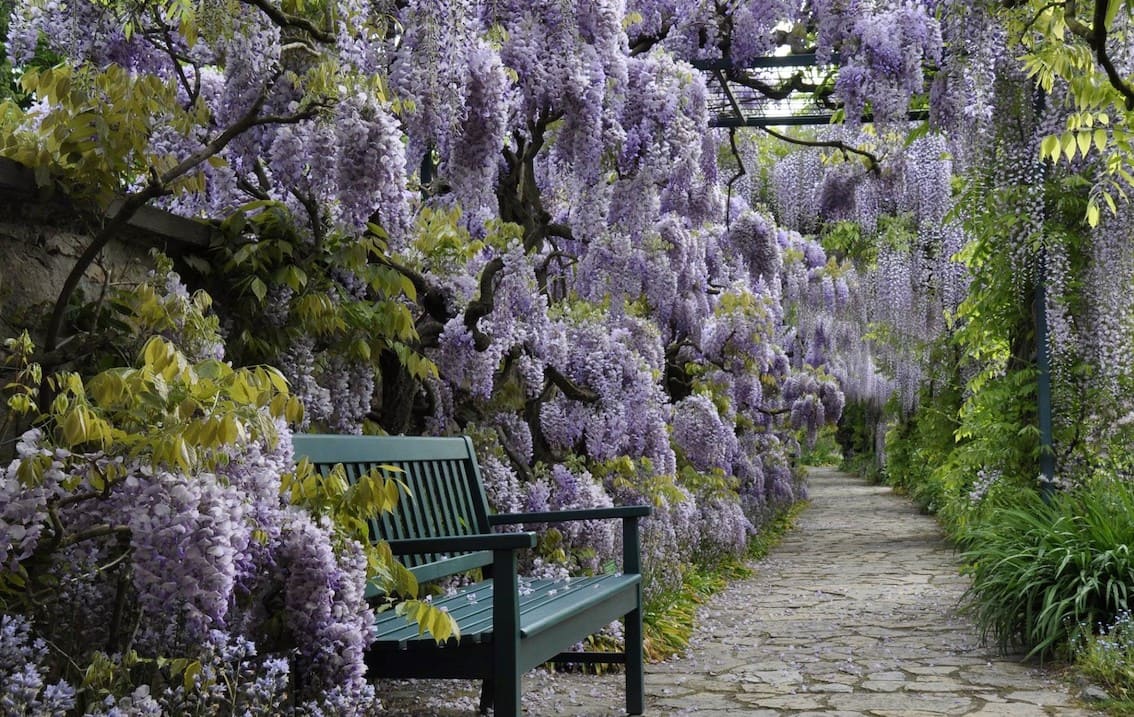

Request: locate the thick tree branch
(464, 257), (505, 351)
(60, 523), (132, 548)
(241, 0), (336, 43)
(290, 188), (325, 247)
(544, 365), (600, 403)
(41, 178), (167, 369)
(546, 223), (576, 243)
(107, 542), (132, 653)
(725, 128), (746, 227)
(759, 125), (880, 174)
(629, 23), (671, 56)
(497, 111), (561, 253)
(237, 174), (271, 201)
(539, 250), (578, 276)
(159, 102), (322, 187)
(371, 251), (429, 298)
(55, 490), (105, 508)
(755, 405), (792, 417)
(1089, 0), (1134, 110)
(495, 425), (533, 483)
(726, 68), (830, 103)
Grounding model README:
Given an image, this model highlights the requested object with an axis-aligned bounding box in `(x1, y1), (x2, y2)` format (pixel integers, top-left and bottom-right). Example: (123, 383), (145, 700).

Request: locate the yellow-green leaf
(1077, 130), (1092, 157)
(1062, 131), (1077, 160)
(182, 660), (202, 691)
(142, 336), (168, 367)
(250, 277), (267, 303)
(1040, 134), (1060, 161)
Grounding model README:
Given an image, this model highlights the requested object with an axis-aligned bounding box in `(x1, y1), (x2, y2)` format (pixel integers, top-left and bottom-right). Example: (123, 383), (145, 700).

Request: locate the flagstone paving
(375, 468), (1103, 715)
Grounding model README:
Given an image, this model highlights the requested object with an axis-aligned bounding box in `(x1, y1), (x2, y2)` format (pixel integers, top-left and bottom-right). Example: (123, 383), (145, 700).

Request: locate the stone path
(375, 468), (1101, 715)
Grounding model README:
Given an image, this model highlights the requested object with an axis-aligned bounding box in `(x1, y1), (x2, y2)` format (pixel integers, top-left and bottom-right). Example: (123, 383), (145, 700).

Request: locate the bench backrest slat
(291, 434), (495, 582)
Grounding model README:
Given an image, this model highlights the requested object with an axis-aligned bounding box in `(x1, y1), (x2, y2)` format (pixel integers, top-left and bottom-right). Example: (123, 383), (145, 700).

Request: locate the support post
(623, 516), (644, 715)
(1036, 266), (1056, 499)
(491, 548), (521, 716)
(1034, 86), (1056, 500)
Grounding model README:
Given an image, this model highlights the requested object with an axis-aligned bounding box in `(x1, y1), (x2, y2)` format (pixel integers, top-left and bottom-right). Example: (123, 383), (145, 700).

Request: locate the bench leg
(479, 680), (492, 715)
(625, 604), (644, 715)
(492, 549), (522, 716)
(491, 673), (520, 716)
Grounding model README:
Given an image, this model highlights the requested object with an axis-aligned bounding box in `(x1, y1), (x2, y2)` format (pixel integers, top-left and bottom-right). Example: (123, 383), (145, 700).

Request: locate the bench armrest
(488, 505), (650, 575)
(487, 505), (651, 525)
(386, 532), (537, 555)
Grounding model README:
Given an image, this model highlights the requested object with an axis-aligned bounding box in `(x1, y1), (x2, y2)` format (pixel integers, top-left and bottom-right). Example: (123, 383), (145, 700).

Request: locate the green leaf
(1106, 0), (1122, 29)
(1040, 134), (1061, 161)
(1094, 128), (1108, 152)
(250, 277), (267, 303)
(182, 660), (202, 691)
(1062, 131), (1077, 160)
(1076, 130), (1092, 157)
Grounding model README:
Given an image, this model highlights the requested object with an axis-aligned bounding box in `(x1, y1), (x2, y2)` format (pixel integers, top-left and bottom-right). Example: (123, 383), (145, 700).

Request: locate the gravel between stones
(372, 468), (1103, 716)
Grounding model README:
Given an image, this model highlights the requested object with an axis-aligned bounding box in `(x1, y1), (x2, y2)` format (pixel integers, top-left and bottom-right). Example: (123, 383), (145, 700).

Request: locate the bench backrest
(291, 433), (495, 584)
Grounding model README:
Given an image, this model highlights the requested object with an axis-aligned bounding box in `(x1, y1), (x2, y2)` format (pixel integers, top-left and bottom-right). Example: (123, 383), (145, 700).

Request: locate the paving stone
(1002, 689), (1077, 706)
(874, 712), (967, 717)
(825, 691), (975, 713)
(965, 703), (1067, 716)
(908, 665), (963, 676)
(738, 693), (829, 710)
(861, 679), (907, 692)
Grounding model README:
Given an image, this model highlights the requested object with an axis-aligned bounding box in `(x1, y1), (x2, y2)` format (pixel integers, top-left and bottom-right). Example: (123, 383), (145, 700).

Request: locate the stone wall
(0, 158), (213, 342)
(0, 158), (214, 454)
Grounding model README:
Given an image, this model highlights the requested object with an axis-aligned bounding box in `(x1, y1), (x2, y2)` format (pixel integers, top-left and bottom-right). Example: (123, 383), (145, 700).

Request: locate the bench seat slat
(371, 574), (640, 646)
(295, 434), (480, 462)
(519, 574), (640, 638)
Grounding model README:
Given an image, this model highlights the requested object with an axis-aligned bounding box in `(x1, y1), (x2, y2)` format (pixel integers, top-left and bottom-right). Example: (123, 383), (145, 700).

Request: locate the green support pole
(420, 147), (435, 198)
(1034, 86), (1056, 499)
(1036, 271), (1056, 499)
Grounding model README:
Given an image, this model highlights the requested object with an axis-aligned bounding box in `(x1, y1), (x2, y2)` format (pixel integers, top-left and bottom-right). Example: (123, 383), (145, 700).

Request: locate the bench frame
(291, 434), (649, 715)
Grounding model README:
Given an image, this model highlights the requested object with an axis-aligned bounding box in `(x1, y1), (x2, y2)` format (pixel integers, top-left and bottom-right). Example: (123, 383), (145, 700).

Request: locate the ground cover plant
(1077, 611), (1134, 710)
(4, 0), (1134, 712)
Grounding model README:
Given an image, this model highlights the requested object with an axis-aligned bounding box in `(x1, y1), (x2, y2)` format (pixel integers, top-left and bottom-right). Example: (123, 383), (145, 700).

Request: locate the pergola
(700, 51), (1054, 488)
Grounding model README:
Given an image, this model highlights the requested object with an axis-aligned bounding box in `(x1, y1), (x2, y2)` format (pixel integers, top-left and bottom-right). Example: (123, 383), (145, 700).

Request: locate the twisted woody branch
(1058, 0), (1134, 109)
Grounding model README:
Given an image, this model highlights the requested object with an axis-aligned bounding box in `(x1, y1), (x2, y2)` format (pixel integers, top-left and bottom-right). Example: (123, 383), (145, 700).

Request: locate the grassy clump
(958, 479), (1134, 660)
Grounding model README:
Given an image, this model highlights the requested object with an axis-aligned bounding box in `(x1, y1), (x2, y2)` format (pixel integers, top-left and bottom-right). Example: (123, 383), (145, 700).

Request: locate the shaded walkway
(377, 468), (1099, 715)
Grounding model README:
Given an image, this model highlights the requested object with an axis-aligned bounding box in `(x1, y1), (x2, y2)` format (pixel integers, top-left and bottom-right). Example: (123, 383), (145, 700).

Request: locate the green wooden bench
(291, 433), (650, 716)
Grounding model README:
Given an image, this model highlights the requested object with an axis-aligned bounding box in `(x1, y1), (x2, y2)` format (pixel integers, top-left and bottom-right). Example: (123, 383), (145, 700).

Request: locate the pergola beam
(711, 110), (930, 128)
(695, 52), (929, 129)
